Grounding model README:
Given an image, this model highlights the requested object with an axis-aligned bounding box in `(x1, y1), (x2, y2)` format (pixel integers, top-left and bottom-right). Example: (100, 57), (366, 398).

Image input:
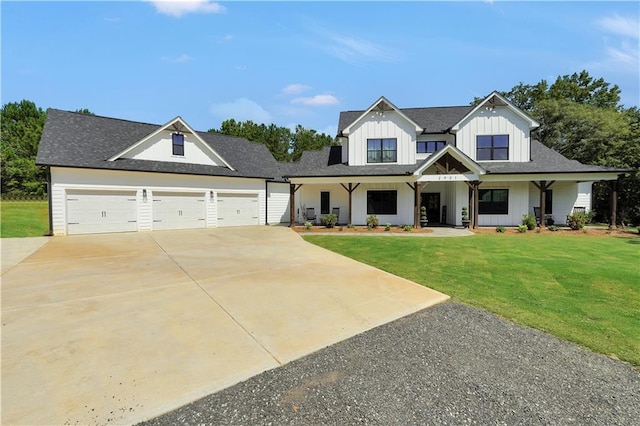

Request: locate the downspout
(265, 180), (269, 226)
(46, 167), (53, 236)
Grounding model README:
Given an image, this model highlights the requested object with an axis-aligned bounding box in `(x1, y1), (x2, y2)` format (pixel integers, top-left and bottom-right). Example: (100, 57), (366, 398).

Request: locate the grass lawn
(0, 201), (49, 238)
(304, 234), (640, 367)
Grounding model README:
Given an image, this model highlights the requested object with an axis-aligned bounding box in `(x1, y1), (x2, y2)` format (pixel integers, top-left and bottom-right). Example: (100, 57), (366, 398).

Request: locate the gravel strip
(140, 302), (640, 425)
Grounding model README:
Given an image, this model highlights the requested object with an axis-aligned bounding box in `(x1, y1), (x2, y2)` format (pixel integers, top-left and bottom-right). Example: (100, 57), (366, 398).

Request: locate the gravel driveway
(141, 302), (639, 425)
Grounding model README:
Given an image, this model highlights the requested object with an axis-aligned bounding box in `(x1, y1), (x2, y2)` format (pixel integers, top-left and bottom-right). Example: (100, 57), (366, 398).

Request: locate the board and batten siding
(477, 181), (529, 227)
(455, 106), (531, 162)
(347, 111), (416, 165)
(124, 130), (223, 166)
(49, 167), (271, 235)
(294, 184), (350, 224)
(351, 183), (414, 225)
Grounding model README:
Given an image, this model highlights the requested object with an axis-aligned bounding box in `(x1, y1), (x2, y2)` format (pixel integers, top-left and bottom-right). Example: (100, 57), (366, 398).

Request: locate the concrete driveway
(1, 227), (448, 425)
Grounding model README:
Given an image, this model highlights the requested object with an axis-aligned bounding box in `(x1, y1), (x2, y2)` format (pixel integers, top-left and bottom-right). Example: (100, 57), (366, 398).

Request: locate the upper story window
(417, 141), (445, 154)
(477, 135), (508, 161)
(367, 138), (397, 163)
(172, 133), (185, 156)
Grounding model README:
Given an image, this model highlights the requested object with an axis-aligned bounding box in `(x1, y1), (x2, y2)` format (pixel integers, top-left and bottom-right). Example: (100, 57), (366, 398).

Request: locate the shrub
(384, 223), (392, 231)
(321, 213), (338, 228)
(304, 221), (312, 230)
(496, 226), (506, 233)
(522, 214), (537, 230)
(403, 225), (413, 232)
(517, 224), (528, 233)
(566, 212), (588, 230)
(347, 223), (355, 229)
(366, 215), (379, 228)
(548, 225), (559, 231)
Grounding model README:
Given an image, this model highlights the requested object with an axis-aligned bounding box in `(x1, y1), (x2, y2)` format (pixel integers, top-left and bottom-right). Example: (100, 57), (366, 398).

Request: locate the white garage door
(66, 190), (138, 235)
(153, 192), (206, 230)
(217, 193), (259, 227)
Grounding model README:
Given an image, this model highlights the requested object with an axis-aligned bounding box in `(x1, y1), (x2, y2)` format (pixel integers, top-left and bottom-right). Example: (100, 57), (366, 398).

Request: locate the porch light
(142, 189), (147, 202)
(210, 190), (214, 200)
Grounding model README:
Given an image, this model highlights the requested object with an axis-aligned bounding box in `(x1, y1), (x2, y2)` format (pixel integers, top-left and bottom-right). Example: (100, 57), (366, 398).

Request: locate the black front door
(421, 193), (440, 224)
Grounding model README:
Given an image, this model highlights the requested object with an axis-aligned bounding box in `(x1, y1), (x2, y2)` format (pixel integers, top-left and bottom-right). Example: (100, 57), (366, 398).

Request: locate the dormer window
(367, 138), (397, 163)
(417, 141), (445, 154)
(477, 135), (508, 160)
(172, 133), (184, 156)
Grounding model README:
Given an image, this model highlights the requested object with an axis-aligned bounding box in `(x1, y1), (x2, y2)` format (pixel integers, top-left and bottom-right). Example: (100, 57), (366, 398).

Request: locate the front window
(417, 141), (445, 154)
(320, 191), (330, 215)
(367, 138), (397, 163)
(477, 135), (508, 160)
(367, 190), (397, 215)
(172, 133), (185, 156)
(479, 189), (509, 214)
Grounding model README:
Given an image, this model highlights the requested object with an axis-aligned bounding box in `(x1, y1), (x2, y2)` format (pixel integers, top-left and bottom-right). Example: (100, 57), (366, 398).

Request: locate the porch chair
(533, 207), (542, 227)
(331, 207), (340, 223)
(573, 206), (586, 214)
(305, 207), (317, 224)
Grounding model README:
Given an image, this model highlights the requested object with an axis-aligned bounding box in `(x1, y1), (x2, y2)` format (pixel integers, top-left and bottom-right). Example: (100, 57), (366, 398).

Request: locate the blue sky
(2, 1), (639, 136)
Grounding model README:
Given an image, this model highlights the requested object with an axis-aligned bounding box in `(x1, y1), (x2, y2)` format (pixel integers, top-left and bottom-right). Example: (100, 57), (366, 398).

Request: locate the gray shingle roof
(338, 106), (473, 135)
(285, 141), (626, 178)
(36, 109), (284, 179)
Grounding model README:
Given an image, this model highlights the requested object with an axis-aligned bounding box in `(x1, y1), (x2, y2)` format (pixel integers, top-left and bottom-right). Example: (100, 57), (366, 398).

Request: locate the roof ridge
(47, 108), (161, 128)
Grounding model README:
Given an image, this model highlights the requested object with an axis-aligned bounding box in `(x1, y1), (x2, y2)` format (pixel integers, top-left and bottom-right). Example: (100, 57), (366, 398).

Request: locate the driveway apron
(1, 227), (448, 425)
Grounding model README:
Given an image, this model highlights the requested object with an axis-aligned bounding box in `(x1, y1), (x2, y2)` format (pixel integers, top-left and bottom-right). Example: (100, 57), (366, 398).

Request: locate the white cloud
(161, 53), (192, 63)
(310, 27), (399, 64)
(291, 94), (339, 106)
(282, 83), (311, 95)
(146, 0), (225, 18)
(210, 98), (272, 123)
(598, 14), (639, 39)
(218, 34), (234, 44)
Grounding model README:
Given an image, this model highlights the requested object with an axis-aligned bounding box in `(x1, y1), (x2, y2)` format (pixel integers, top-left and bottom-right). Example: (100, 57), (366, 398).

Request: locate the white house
(37, 93), (627, 236)
(285, 93), (627, 228)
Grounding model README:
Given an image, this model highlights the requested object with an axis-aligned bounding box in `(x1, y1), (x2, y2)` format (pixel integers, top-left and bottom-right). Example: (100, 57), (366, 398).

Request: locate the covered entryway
(217, 193), (259, 226)
(421, 193), (441, 224)
(66, 190), (137, 235)
(152, 192), (206, 230)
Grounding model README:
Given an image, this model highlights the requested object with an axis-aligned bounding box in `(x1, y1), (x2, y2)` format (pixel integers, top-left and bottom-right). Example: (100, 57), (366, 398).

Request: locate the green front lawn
(0, 201), (49, 238)
(304, 234), (640, 367)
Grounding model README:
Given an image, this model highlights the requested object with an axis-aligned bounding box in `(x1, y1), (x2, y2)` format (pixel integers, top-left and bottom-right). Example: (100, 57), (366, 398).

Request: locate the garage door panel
(152, 192), (206, 231)
(66, 191), (137, 235)
(217, 194), (259, 227)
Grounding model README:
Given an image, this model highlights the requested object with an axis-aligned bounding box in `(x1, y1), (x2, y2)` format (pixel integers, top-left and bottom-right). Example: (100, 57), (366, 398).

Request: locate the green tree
(74, 108), (95, 115)
(290, 125), (336, 162)
(1, 100), (47, 195)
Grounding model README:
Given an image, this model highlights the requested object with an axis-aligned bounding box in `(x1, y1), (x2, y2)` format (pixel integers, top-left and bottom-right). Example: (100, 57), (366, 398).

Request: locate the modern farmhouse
(36, 92), (627, 235)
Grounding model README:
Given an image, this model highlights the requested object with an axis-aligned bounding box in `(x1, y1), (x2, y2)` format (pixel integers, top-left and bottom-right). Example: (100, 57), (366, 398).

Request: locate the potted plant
(461, 206), (470, 228)
(420, 205), (428, 228)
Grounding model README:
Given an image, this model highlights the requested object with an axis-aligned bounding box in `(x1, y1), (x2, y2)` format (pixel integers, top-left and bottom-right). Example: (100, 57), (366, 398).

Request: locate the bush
(347, 223), (355, 229)
(384, 223), (392, 231)
(517, 224), (528, 233)
(522, 214), (537, 230)
(496, 226), (506, 233)
(403, 225), (413, 232)
(366, 215), (379, 228)
(566, 212), (588, 230)
(548, 225), (559, 231)
(304, 221), (312, 230)
(321, 213), (338, 228)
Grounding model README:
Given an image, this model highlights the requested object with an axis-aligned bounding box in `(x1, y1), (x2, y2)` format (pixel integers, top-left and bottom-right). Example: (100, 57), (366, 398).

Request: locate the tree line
(1, 70), (638, 224)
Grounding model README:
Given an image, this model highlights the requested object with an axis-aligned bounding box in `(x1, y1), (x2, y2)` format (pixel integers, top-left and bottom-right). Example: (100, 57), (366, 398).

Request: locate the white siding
(352, 183), (414, 226)
(528, 181), (582, 226)
(295, 184), (350, 224)
(477, 181), (529, 227)
(124, 130), (223, 166)
(49, 167), (273, 235)
(455, 106), (531, 162)
(267, 182), (291, 225)
(576, 182), (593, 211)
(347, 111), (416, 165)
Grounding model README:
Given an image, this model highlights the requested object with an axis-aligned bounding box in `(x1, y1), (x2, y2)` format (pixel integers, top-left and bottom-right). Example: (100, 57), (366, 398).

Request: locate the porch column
(340, 183), (360, 225)
(609, 178), (619, 229)
(473, 181), (480, 229)
(532, 180), (555, 227)
(289, 183), (303, 227)
(414, 183), (421, 228)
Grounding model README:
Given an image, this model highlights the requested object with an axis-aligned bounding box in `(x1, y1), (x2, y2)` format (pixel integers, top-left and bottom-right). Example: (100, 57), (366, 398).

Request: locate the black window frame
(320, 191), (330, 215)
(478, 189), (509, 215)
(417, 140), (446, 154)
(476, 135), (509, 161)
(367, 190), (397, 215)
(367, 138), (397, 163)
(545, 189), (553, 215)
(172, 133), (185, 156)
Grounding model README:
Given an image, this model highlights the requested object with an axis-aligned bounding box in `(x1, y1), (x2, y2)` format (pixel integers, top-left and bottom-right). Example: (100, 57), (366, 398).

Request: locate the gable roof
(450, 91), (540, 132)
(413, 144), (486, 176)
(338, 105), (472, 136)
(340, 96), (423, 136)
(107, 116), (234, 170)
(36, 109), (283, 179)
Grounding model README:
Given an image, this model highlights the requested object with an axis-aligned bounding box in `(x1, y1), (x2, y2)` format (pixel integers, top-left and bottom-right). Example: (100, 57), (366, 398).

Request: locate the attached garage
(152, 192), (206, 230)
(217, 193), (259, 227)
(66, 190), (138, 235)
